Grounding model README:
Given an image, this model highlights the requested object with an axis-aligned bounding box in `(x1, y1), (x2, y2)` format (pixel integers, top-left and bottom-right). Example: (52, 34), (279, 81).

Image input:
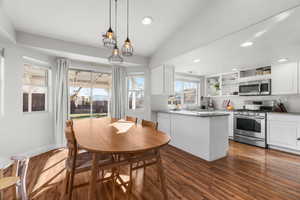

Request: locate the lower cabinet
(157, 113), (171, 137)
(267, 113), (300, 152)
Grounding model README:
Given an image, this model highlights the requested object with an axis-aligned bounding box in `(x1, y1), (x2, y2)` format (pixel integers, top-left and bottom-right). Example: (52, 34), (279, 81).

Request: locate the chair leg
(112, 168), (116, 200)
(127, 164), (133, 200)
(60, 171), (70, 200)
(156, 150), (168, 200)
(67, 170), (75, 200)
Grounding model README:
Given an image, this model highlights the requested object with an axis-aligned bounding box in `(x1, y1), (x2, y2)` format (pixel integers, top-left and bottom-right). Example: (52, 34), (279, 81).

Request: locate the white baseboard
(269, 145), (300, 155)
(0, 143), (63, 169)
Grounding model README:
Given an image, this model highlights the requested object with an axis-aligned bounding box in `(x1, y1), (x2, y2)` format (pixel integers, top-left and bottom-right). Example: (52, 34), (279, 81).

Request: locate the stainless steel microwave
(239, 80), (271, 96)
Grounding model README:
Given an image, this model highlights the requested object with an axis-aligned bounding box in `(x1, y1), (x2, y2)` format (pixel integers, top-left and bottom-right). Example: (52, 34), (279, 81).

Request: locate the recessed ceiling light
(254, 30), (267, 38)
(193, 59), (200, 63)
(275, 11), (291, 22)
(142, 17), (153, 25)
(278, 58), (288, 63)
(232, 68), (238, 71)
(240, 42), (253, 47)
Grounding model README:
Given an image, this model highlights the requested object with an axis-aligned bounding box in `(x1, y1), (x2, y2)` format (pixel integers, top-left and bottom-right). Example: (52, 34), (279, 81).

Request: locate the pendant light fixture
(103, 0), (116, 48)
(108, 0), (123, 64)
(122, 0), (133, 57)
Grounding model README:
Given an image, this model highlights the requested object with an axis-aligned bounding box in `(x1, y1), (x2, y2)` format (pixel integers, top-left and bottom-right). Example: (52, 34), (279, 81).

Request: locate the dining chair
(141, 119), (158, 130)
(128, 120), (160, 178)
(61, 120), (117, 200)
(0, 156), (29, 200)
(125, 116), (138, 124)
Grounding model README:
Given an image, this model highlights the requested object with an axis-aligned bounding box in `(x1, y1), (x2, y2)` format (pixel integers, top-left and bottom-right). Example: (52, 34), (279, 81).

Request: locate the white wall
(0, 44), (55, 162)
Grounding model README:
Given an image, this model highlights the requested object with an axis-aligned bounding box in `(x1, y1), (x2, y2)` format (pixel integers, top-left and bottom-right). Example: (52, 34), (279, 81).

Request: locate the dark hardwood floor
(3, 141), (300, 200)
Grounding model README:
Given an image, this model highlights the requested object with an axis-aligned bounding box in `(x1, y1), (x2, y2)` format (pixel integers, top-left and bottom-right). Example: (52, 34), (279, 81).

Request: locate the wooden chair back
(141, 120), (158, 130)
(65, 120), (78, 164)
(126, 116), (138, 124)
(110, 117), (119, 123)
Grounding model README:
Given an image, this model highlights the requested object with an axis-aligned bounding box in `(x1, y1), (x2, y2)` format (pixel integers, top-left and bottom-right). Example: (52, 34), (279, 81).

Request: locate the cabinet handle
(297, 138), (300, 141)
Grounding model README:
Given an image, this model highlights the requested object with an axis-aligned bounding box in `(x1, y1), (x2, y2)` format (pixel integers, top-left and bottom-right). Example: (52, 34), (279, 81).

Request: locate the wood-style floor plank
(3, 141), (300, 200)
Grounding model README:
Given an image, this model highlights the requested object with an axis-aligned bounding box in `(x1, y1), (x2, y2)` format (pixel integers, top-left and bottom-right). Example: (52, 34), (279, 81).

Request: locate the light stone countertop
(156, 110), (230, 117)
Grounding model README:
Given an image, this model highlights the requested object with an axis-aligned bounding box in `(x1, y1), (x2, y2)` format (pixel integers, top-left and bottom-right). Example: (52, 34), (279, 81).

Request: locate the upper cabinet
(272, 62), (299, 95)
(205, 72), (239, 97)
(151, 65), (175, 95)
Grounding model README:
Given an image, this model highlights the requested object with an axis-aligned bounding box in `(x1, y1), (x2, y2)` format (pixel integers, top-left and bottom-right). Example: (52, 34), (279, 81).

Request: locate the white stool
(0, 156), (29, 200)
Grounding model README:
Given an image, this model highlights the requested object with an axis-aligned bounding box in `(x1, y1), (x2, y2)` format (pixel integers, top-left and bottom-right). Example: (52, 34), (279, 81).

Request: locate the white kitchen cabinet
(272, 62), (298, 95)
(157, 113), (171, 138)
(151, 65), (174, 95)
(228, 112), (234, 139)
(267, 113), (300, 152)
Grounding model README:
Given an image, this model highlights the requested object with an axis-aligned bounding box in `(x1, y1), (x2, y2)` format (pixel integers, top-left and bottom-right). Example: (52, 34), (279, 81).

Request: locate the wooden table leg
(156, 150), (168, 200)
(88, 153), (99, 200)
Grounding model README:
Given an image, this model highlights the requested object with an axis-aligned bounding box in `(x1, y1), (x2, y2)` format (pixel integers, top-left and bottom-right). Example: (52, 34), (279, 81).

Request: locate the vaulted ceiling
(2, 0), (206, 57)
(2, 0), (300, 74)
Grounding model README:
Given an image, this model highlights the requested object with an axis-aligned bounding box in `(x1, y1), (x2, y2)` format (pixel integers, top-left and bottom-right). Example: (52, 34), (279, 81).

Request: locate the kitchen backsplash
(212, 95), (300, 112)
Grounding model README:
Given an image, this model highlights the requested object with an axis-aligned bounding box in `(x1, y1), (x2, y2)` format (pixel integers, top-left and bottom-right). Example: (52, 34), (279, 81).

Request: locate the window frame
(68, 68), (112, 119)
(22, 62), (51, 114)
(174, 79), (200, 106)
(126, 73), (145, 111)
(0, 48), (4, 116)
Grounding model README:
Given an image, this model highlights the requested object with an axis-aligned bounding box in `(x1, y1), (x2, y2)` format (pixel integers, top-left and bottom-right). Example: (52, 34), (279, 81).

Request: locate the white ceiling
(2, 0), (206, 57)
(171, 6), (300, 75)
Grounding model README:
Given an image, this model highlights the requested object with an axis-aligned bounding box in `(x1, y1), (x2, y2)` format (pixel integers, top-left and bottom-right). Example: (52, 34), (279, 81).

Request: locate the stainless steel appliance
(239, 79), (271, 96)
(234, 110), (267, 148)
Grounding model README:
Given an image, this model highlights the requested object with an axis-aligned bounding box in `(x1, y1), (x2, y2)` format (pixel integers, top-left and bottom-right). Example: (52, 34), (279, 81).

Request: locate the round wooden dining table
(73, 117), (171, 200)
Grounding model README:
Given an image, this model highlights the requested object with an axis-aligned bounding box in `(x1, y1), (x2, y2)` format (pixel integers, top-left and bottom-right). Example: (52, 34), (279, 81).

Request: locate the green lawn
(70, 113), (108, 119)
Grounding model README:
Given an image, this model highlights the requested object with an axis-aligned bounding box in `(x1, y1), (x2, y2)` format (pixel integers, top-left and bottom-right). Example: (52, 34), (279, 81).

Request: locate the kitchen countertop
(267, 112), (300, 116)
(156, 110), (230, 117)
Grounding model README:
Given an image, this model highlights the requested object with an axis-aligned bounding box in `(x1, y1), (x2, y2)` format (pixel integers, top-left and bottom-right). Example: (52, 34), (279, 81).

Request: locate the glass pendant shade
(108, 45), (124, 64)
(103, 27), (116, 48)
(122, 38), (133, 57)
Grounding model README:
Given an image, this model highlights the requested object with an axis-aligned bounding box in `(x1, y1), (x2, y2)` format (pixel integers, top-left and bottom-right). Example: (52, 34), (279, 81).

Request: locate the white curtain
(110, 66), (126, 119)
(54, 58), (70, 147)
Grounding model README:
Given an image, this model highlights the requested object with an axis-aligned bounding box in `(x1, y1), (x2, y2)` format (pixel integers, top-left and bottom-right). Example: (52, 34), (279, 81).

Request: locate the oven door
(234, 115), (265, 139)
(239, 82), (260, 96)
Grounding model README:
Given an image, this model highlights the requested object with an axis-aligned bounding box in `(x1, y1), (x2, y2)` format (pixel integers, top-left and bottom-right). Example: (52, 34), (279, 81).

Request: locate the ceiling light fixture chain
(103, 0), (116, 48)
(103, 0), (134, 64)
(122, 0), (134, 57)
(108, 0), (124, 64)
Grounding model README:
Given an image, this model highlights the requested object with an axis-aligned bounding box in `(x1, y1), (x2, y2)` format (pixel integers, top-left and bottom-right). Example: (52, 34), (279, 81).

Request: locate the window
(68, 69), (112, 119)
(22, 64), (49, 112)
(127, 75), (144, 110)
(0, 48), (4, 114)
(174, 80), (199, 105)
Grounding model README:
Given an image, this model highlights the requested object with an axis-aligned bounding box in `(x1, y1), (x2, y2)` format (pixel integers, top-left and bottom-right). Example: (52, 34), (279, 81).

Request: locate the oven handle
(234, 115), (265, 120)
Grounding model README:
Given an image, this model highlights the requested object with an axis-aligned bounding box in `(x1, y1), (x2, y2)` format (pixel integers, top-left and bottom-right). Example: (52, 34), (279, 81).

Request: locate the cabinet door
(228, 113), (234, 138)
(268, 120), (298, 149)
(151, 66), (164, 95)
(157, 113), (171, 137)
(164, 65), (175, 95)
(272, 62), (298, 95)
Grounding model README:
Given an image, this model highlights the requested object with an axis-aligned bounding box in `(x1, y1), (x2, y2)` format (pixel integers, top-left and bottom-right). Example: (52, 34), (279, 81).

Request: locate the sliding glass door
(68, 69), (112, 119)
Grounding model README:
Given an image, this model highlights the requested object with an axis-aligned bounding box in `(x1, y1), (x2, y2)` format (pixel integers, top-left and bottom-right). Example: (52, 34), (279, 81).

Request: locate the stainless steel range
(233, 110), (267, 148)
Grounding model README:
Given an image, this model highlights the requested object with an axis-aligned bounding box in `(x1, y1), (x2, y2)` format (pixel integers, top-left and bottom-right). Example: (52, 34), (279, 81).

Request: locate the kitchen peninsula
(156, 110), (230, 161)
